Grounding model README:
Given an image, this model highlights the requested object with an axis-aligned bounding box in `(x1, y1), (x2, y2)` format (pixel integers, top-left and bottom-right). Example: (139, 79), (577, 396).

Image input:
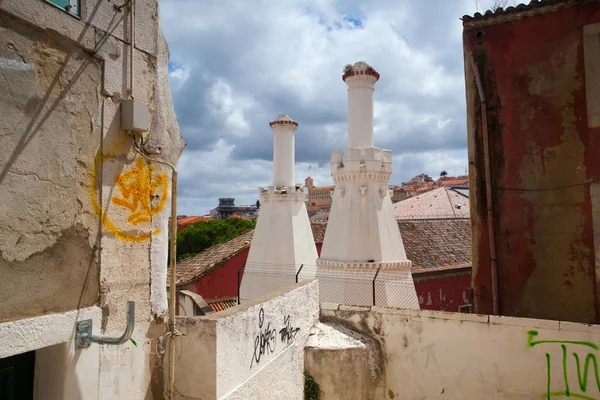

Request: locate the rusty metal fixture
(471, 61), (499, 315)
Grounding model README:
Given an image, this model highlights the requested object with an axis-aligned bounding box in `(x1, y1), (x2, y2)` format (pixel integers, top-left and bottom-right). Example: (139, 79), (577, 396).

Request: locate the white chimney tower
(316, 62), (419, 309)
(239, 115), (318, 303)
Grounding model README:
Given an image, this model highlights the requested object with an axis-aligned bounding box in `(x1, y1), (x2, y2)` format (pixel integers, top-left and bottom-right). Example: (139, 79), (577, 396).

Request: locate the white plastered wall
(174, 280), (320, 400)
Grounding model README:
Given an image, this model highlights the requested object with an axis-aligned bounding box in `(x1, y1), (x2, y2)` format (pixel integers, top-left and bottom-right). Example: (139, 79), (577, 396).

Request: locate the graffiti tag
(250, 309), (301, 369)
(527, 330), (600, 400)
(279, 315), (300, 345)
(250, 308), (277, 368)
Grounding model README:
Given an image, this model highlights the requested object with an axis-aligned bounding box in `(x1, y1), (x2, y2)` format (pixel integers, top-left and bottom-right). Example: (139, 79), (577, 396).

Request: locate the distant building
(210, 198), (258, 220)
(305, 177), (334, 208)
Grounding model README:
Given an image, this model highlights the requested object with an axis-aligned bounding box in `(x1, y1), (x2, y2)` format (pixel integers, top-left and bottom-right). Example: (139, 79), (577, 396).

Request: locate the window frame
(43, 0), (80, 18)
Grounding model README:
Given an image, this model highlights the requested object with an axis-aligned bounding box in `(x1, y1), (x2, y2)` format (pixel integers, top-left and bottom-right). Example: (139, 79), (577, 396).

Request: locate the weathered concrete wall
(317, 305), (600, 400)
(0, 0), (184, 397)
(464, 2), (600, 322)
(174, 280), (320, 400)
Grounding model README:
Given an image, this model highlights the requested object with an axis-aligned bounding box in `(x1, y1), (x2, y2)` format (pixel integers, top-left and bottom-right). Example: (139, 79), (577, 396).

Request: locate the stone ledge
(320, 303), (340, 311)
(489, 314), (559, 329)
(339, 305), (371, 312)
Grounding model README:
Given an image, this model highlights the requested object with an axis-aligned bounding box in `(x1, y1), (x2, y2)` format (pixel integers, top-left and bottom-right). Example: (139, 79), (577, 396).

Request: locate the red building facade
(463, 0), (600, 323)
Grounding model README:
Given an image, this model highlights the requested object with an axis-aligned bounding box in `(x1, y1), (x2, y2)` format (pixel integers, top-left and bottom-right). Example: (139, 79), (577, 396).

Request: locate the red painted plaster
(183, 248), (249, 301)
(415, 274), (472, 312)
(465, 3), (600, 322)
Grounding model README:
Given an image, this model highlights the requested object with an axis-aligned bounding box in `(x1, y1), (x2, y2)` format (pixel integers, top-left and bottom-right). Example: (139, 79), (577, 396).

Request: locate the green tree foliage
(176, 218), (255, 260)
(440, 170), (448, 177)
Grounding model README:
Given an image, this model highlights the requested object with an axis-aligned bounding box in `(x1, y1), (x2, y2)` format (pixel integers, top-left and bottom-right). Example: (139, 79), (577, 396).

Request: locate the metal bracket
(76, 301), (135, 349)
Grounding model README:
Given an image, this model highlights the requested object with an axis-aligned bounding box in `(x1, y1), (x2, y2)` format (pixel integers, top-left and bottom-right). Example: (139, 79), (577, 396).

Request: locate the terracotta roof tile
(311, 186), (334, 191)
(178, 216), (211, 226)
(393, 187), (470, 220)
(311, 222), (326, 243)
(398, 219), (472, 269)
(461, 0), (596, 26)
(175, 230), (254, 286)
(208, 299), (238, 312)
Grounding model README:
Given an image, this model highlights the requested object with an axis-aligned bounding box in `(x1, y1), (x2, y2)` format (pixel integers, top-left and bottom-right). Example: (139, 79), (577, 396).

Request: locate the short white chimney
(270, 115), (298, 189)
(239, 114), (317, 303)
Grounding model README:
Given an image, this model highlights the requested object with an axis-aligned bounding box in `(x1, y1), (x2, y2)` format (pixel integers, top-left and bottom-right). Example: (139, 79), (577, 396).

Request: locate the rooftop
(461, 0), (593, 26)
(393, 187), (470, 220)
(175, 229), (254, 286)
(175, 219), (470, 286)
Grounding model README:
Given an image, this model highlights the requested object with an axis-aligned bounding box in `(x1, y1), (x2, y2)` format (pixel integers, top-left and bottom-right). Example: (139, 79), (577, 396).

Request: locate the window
(43, 0), (80, 17)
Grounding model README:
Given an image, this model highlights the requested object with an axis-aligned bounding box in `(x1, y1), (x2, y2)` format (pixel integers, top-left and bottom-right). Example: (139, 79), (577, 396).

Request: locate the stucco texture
(0, 0), (184, 398)
(464, 2), (600, 323)
(318, 305), (600, 399)
(0, 13), (101, 322)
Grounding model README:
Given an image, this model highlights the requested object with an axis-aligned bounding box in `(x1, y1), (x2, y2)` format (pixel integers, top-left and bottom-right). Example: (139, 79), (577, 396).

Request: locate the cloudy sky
(160, 0), (502, 216)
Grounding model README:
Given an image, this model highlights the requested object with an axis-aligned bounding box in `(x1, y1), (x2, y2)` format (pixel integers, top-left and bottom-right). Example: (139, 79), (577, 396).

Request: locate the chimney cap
(342, 61), (380, 82)
(269, 114), (299, 128)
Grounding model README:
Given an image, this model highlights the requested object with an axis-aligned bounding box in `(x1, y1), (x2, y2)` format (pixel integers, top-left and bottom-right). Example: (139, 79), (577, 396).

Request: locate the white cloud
(160, 0), (479, 215)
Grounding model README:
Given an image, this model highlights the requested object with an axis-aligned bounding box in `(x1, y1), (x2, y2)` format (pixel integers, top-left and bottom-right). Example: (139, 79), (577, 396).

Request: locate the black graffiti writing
(279, 315), (300, 345)
(250, 308), (276, 368)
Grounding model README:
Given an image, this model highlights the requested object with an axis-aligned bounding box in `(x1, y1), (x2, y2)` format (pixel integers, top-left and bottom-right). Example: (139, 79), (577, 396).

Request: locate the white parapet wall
(173, 280), (319, 400)
(307, 304), (600, 399)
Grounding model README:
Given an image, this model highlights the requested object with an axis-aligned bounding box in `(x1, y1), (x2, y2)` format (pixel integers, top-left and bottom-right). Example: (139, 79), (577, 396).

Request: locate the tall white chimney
(271, 115), (297, 188)
(316, 61), (419, 309)
(239, 114), (318, 303)
(343, 62), (379, 148)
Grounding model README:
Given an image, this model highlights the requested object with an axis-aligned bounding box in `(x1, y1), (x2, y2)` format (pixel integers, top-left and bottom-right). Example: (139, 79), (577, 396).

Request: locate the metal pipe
(168, 170), (177, 400)
(372, 267), (381, 306)
(295, 264), (304, 283)
(129, 0), (135, 99)
(471, 61), (499, 315)
(91, 301), (135, 345)
(237, 263), (245, 305)
(131, 140), (177, 399)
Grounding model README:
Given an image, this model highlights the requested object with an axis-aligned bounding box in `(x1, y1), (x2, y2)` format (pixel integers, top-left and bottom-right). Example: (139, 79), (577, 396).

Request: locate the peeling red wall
(464, 3), (600, 323)
(183, 248), (249, 301)
(414, 273), (472, 312)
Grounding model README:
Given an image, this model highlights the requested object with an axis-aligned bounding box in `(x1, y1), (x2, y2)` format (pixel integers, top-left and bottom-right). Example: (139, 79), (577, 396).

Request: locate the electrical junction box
(121, 99), (149, 133)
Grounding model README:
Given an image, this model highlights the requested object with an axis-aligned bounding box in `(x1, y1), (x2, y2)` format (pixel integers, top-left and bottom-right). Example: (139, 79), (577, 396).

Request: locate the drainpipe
(132, 142), (178, 399)
(471, 61), (499, 315)
(129, 0), (135, 99)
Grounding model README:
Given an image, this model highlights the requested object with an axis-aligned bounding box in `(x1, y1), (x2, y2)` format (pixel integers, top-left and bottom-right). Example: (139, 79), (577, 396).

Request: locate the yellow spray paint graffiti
(90, 154), (168, 242)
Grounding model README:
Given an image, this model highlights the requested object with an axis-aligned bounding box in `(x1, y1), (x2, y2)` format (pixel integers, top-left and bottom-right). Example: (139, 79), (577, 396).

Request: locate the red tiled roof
(440, 179), (469, 186)
(461, 0), (592, 26)
(311, 186), (334, 191)
(175, 230), (254, 286)
(208, 299), (238, 313)
(178, 216), (210, 226)
(393, 187), (470, 220)
(398, 219), (472, 269)
(311, 222), (326, 243)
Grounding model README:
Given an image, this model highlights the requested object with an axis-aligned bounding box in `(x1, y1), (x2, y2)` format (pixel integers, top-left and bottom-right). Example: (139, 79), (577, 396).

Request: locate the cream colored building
(0, 0), (184, 398)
